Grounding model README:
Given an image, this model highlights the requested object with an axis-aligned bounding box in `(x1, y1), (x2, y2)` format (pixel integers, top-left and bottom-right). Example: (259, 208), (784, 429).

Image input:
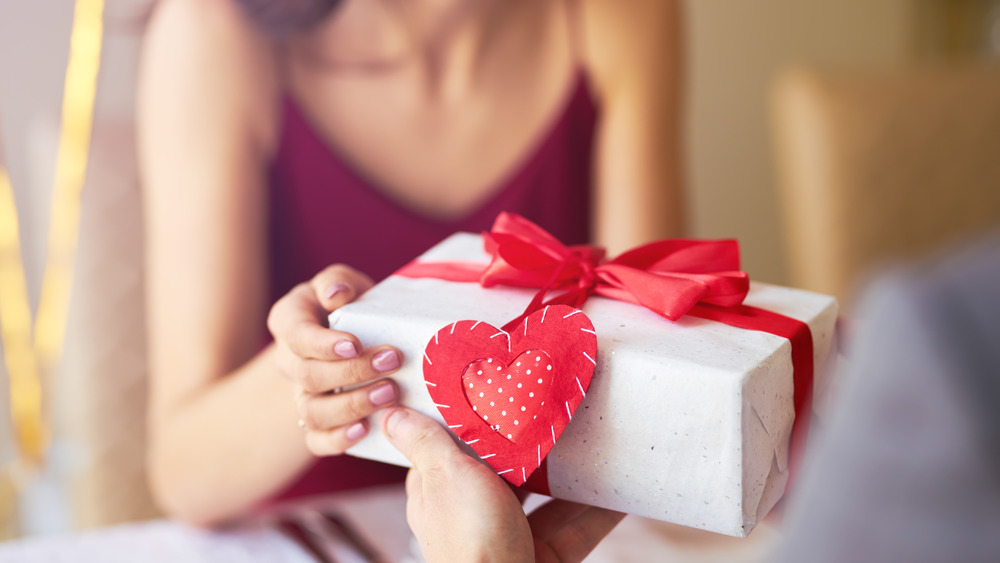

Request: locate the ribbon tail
(395, 260), (486, 282)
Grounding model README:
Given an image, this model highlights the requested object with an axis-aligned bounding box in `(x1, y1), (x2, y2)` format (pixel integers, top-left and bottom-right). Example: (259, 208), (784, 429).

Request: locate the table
(0, 484), (779, 562)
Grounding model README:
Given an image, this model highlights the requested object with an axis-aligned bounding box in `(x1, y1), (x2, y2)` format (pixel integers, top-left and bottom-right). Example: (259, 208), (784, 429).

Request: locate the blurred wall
(685, 0), (914, 284)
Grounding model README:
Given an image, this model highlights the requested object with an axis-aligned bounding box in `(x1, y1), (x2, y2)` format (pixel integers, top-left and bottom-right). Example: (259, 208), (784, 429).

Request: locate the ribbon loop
(475, 212), (750, 321)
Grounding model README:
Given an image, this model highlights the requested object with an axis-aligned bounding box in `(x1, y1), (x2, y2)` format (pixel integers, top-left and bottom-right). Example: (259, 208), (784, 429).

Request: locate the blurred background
(1, 0), (999, 546)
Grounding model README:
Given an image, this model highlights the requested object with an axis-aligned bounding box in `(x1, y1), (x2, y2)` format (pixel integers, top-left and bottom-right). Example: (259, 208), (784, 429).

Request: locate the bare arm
(139, 0), (305, 525)
(582, 0), (685, 253)
(139, 0), (401, 526)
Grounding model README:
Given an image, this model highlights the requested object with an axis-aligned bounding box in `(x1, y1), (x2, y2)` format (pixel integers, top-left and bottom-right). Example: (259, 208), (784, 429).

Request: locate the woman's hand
(268, 264), (403, 455)
(382, 406), (625, 563)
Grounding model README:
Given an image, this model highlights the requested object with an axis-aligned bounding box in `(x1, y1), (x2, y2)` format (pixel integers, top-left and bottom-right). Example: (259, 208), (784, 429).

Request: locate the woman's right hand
(267, 264), (403, 456)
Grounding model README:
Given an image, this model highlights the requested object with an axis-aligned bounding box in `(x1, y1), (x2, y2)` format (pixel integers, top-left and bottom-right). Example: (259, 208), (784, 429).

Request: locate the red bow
(477, 213), (750, 324)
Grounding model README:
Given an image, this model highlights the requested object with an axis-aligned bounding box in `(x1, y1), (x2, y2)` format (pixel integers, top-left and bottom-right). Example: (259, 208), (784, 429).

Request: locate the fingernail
(325, 282), (350, 300)
(334, 339), (358, 358)
(372, 349), (401, 372)
(368, 382), (397, 406)
(345, 421), (367, 441)
(384, 408), (408, 438)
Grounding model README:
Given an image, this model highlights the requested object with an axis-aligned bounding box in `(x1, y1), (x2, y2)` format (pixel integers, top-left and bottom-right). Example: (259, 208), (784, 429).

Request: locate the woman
(138, 0), (683, 526)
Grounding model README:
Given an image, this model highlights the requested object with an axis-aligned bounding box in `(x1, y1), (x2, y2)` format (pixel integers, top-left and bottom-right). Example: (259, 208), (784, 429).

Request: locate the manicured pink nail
(345, 422), (367, 441)
(368, 382), (397, 406)
(372, 350), (400, 372)
(334, 340), (358, 358)
(325, 282), (350, 300)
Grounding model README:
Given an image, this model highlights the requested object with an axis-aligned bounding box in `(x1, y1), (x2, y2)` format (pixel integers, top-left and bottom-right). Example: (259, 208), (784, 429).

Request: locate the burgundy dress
(267, 72), (598, 500)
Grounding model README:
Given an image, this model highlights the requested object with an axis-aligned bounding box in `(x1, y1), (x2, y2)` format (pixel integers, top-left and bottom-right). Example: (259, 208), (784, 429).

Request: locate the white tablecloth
(0, 484), (779, 562)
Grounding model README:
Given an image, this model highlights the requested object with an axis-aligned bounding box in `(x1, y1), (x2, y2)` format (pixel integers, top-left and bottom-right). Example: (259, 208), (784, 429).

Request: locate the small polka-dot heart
(462, 349), (554, 443)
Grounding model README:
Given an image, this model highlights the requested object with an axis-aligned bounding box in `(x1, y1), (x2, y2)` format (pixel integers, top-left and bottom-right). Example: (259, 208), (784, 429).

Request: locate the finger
(532, 502), (626, 563)
(275, 323), (363, 362)
(267, 264), (372, 359)
(526, 500), (590, 540)
(268, 284), (349, 361)
(298, 379), (399, 431)
(303, 419), (370, 456)
(381, 407), (461, 471)
(309, 264), (374, 313)
(281, 345), (403, 393)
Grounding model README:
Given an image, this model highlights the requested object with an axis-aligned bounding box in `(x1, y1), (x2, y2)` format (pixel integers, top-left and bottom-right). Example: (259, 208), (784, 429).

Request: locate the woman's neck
(298, 0), (528, 101)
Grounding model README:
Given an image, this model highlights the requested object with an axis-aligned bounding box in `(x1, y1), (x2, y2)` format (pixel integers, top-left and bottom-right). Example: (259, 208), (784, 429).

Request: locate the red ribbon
(397, 212), (813, 495)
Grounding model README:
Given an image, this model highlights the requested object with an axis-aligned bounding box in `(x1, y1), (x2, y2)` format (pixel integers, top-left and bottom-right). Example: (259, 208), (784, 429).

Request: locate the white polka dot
(517, 383), (522, 388)
(514, 420), (519, 425)
(535, 356), (541, 362)
(488, 359), (493, 363)
(507, 434), (512, 439)
(537, 378), (543, 384)
(547, 365), (552, 371)
(479, 392), (484, 397)
(509, 397), (514, 402)
(477, 370), (482, 375)
(520, 406), (526, 412)
(533, 415), (537, 419)
(484, 415), (488, 420)
(487, 379), (492, 384)
(496, 366), (501, 371)
(473, 406), (477, 411)
(529, 392), (534, 398)
(490, 401), (495, 407)
(526, 369), (531, 375)
(498, 388), (503, 393)
(516, 362), (521, 367)
(501, 410), (506, 416)
(506, 374), (511, 380)
(468, 383), (474, 388)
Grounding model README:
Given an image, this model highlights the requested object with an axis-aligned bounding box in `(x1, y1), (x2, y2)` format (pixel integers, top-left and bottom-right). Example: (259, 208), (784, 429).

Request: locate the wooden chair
(772, 63), (1000, 308)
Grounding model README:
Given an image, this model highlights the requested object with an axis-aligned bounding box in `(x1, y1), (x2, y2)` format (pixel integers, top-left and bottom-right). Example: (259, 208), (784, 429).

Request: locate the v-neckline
(280, 70), (593, 228)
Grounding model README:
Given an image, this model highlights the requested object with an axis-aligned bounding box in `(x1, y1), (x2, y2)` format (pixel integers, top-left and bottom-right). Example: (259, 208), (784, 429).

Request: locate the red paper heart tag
(423, 304), (597, 486)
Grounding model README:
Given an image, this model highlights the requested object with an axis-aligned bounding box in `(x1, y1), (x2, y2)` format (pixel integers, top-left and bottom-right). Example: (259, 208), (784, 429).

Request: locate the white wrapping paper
(331, 233), (838, 537)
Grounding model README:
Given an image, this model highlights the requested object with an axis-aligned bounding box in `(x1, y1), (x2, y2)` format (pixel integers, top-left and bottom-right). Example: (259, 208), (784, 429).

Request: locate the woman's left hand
(381, 406), (625, 563)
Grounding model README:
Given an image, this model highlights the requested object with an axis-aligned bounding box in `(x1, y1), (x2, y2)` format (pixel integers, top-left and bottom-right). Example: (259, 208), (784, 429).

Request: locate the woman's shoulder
(577, 0), (681, 100)
(140, 0), (281, 154)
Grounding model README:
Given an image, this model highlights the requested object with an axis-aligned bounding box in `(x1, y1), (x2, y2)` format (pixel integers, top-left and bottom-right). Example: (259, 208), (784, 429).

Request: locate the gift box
(331, 229), (837, 537)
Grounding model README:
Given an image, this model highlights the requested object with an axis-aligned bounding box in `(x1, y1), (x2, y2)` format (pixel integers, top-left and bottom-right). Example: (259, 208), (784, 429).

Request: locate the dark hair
(235, 0), (342, 36)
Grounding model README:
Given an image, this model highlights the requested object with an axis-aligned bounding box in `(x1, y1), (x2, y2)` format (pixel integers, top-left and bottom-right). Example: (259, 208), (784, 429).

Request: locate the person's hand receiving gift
(267, 264), (404, 453)
(381, 406), (625, 563)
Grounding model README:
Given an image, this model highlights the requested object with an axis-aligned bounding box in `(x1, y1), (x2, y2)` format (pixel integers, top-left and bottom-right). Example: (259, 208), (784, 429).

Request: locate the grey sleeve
(773, 238), (1000, 563)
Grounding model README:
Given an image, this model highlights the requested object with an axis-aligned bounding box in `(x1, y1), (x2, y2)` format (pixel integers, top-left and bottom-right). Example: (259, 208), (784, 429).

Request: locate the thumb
(308, 264), (374, 313)
(381, 407), (461, 470)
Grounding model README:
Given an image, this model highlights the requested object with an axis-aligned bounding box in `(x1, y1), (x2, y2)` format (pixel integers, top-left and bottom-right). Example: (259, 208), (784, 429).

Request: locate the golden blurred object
(0, 167), (46, 465)
(0, 0), (105, 515)
(35, 0), (106, 375)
